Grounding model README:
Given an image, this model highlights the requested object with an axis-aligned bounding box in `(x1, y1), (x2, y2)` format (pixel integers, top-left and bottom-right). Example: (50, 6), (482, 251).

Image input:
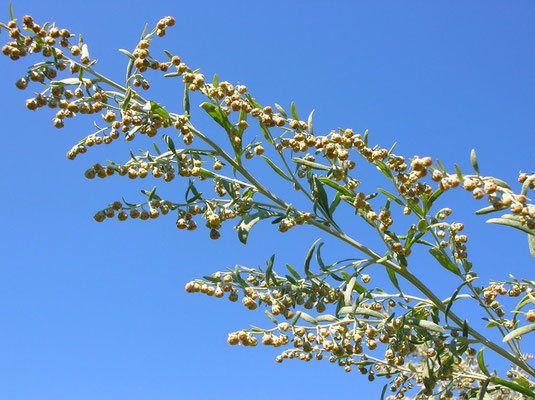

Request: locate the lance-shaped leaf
(307, 109), (315, 135)
(477, 347), (491, 376)
(290, 101), (299, 121)
(319, 178), (353, 196)
(487, 214), (535, 236)
(265, 310), (278, 325)
(406, 317), (445, 333)
(470, 149), (480, 175)
(274, 103), (287, 118)
(502, 323), (535, 342)
(338, 306), (384, 319)
(200, 102), (232, 132)
(377, 188), (404, 206)
(344, 276), (357, 306)
(143, 101), (170, 120)
(429, 247), (461, 275)
(260, 156), (292, 181)
(299, 312), (318, 325)
(316, 314), (338, 323)
(183, 84), (190, 115)
(310, 175), (331, 218)
(292, 157), (330, 171)
(236, 209), (279, 244)
(304, 239), (321, 276)
(286, 264), (301, 280)
(491, 377), (535, 398)
(529, 234), (535, 260)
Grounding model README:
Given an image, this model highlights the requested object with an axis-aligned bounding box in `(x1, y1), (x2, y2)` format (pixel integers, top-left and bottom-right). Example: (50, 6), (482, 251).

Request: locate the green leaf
(435, 159), (447, 174)
(377, 188), (404, 206)
(236, 210), (279, 244)
(491, 377), (535, 398)
(147, 186), (157, 202)
(445, 281), (469, 323)
(162, 134), (178, 158)
(380, 384), (388, 400)
(140, 23), (148, 39)
(292, 157), (330, 171)
(265, 310), (278, 325)
(406, 318), (445, 333)
(338, 306), (384, 319)
(199, 168), (215, 179)
(487, 214), (535, 236)
(274, 103), (287, 118)
(183, 84), (190, 115)
(344, 277), (357, 306)
(143, 101), (170, 120)
(424, 189), (443, 214)
(470, 149), (480, 175)
(291, 311), (301, 326)
(319, 178), (353, 196)
(387, 268), (403, 294)
(9, 2), (14, 20)
(454, 163), (463, 181)
(310, 175), (331, 218)
(316, 314), (338, 323)
(304, 239), (321, 276)
(502, 323), (535, 342)
(260, 156), (292, 181)
(290, 101), (299, 121)
(300, 312), (318, 325)
(529, 234), (535, 260)
(363, 129), (369, 146)
(429, 247), (461, 275)
(118, 49), (135, 60)
(329, 192), (342, 215)
(200, 102), (231, 131)
(212, 74), (218, 87)
(477, 347), (491, 376)
(265, 254), (275, 284)
(375, 161), (393, 179)
(259, 122), (274, 145)
(122, 87), (132, 111)
(286, 264), (301, 280)
(50, 78), (85, 86)
(493, 178), (512, 191)
(417, 219), (428, 233)
(307, 109), (315, 135)
(475, 205), (507, 215)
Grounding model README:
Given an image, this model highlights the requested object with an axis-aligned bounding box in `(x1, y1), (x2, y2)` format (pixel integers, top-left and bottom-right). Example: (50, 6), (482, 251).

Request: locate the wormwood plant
(2, 9), (535, 400)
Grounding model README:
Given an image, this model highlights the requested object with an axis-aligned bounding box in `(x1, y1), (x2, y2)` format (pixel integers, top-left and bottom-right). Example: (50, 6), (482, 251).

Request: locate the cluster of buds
(480, 280), (534, 325)
(435, 221), (469, 261)
(278, 213), (311, 233)
(93, 199), (174, 222)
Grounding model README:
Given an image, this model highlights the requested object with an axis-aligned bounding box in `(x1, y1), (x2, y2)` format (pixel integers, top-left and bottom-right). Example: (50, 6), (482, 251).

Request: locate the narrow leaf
(292, 157), (330, 171)
(286, 264), (301, 280)
(307, 109), (315, 135)
(260, 156), (292, 181)
(236, 210), (279, 244)
(429, 248), (461, 275)
(529, 234), (535, 260)
(470, 149), (480, 175)
(491, 377), (535, 398)
(477, 348), (490, 376)
(290, 101), (299, 121)
(304, 239), (321, 276)
(274, 103), (287, 118)
(502, 323), (535, 342)
(487, 215), (535, 236)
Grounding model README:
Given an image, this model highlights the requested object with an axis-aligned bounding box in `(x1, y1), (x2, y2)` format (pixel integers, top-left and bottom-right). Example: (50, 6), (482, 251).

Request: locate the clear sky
(1, 1), (534, 399)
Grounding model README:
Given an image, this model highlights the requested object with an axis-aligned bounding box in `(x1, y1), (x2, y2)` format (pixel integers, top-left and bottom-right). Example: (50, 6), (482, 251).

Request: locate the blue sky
(1, 1), (534, 399)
